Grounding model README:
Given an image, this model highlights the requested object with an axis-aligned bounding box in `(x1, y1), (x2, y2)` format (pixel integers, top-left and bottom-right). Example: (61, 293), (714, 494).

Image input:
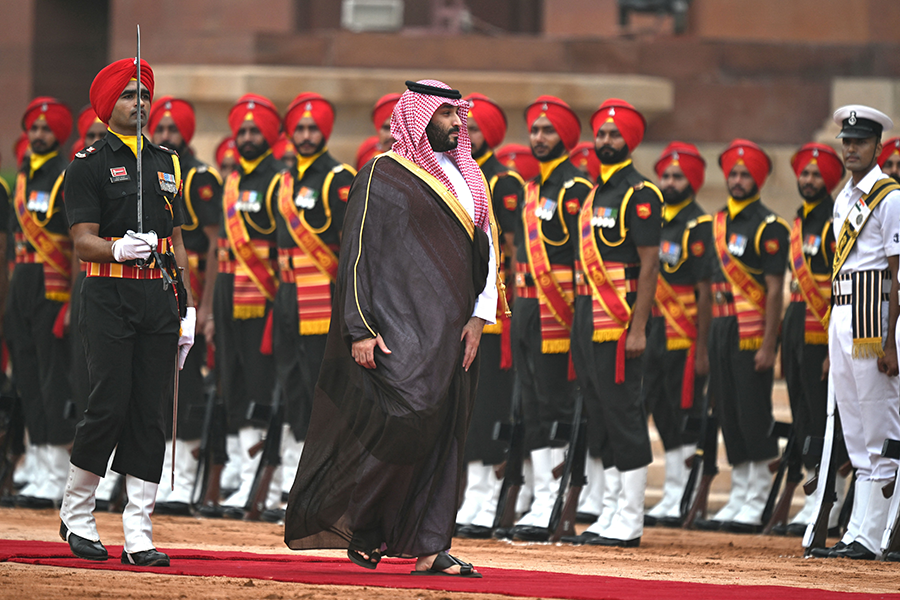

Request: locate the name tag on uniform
(728, 232), (748, 256)
(660, 240), (682, 265)
(803, 234), (821, 256)
(158, 171), (178, 194)
(294, 186), (318, 209)
(236, 190), (262, 213)
(110, 166), (130, 183)
(592, 207), (618, 229)
(848, 197), (871, 231)
(26, 190), (50, 213)
(534, 197), (557, 221)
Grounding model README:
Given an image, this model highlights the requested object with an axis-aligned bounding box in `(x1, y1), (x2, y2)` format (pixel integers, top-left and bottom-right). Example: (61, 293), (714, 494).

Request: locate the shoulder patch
(764, 238), (780, 254)
(565, 198), (580, 215)
(198, 184), (214, 200)
(338, 185), (351, 202)
(75, 145), (99, 159)
(690, 240), (705, 257)
(503, 194), (518, 211)
(636, 203), (652, 219)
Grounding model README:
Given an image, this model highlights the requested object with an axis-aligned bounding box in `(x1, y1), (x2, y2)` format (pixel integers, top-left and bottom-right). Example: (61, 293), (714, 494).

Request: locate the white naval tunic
(829, 165), (900, 481)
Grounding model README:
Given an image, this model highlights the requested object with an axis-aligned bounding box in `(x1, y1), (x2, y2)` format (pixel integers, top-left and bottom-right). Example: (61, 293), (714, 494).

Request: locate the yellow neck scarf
(539, 154), (569, 184)
(663, 197), (692, 222)
(109, 128), (142, 158)
(296, 148), (326, 181)
(29, 150), (58, 179)
(475, 149), (494, 168)
(239, 149), (273, 175)
(802, 198), (822, 218)
(599, 159), (632, 185)
(727, 194), (760, 220)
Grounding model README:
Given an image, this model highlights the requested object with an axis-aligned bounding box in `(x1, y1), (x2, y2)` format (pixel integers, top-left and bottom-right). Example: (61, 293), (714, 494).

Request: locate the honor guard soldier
(213, 94), (284, 519)
(878, 137), (900, 183)
(455, 93), (525, 538)
(570, 141), (600, 183)
(148, 96), (223, 515)
(7, 97), (75, 510)
(275, 93), (356, 518)
(215, 137), (238, 180)
(503, 96), (592, 542)
(698, 139), (789, 534)
(643, 142), (714, 528)
(59, 58), (196, 567)
(356, 94), (402, 171)
(778, 143), (847, 535)
(813, 106), (900, 560)
(562, 99), (661, 547)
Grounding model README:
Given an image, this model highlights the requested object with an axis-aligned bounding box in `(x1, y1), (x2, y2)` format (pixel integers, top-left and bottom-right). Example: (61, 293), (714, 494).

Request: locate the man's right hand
(111, 230), (157, 262)
(351, 334), (391, 369)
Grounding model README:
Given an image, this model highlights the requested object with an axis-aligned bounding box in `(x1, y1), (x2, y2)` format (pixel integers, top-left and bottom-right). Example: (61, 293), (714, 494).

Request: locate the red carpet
(0, 539), (896, 600)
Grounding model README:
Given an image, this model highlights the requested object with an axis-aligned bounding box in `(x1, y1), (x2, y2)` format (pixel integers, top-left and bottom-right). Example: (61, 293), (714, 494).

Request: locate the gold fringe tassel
(542, 338), (570, 354)
(299, 318), (331, 336)
(592, 328), (624, 344)
(666, 338), (693, 351)
(45, 291), (71, 303)
(852, 338), (885, 359)
(482, 322), (503, 335)
(233, 304), (267, 320)
(739, 337), (763, 351)
(804, 332), (829, 345)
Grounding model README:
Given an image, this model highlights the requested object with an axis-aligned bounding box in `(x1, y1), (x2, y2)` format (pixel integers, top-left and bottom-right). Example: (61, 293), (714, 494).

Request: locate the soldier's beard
(239, 141), (269, 160)
(798, 182), (828, 202)
(532, 140), (566, 163)
(662, 186), (693, 205)
(596, 144), (629, 165)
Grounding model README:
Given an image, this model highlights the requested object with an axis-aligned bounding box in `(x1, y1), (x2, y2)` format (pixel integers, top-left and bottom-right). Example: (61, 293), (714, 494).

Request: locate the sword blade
(136, 24), (143, 236)
(171, 350), (179, 492)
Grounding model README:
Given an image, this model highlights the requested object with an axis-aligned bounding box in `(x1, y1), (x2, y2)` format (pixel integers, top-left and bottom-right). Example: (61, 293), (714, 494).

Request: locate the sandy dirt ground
(1, 507), (900, 599)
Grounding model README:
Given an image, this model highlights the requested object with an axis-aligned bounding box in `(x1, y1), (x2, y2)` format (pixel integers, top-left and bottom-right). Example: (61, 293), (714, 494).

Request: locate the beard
(729, 182), (759, 200)
(426, 120), (460, 153)
(239, 140), (269, 161)
(532, 140), (567, 163)
(30, 139), (58, 155)
(662, 186), (693, 205)
(798, 182), (828, 202)
(595, 144), (629, 165)
(296, 137), (326, 157)
(471, 139), (488, 160)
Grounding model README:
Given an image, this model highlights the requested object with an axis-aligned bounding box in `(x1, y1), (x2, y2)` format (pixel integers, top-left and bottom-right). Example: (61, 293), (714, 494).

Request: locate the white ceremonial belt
(832, 276), (892, 297)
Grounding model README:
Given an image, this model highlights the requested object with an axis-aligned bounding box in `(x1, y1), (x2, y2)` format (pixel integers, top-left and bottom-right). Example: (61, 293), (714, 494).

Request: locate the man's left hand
(625, 327), (646, 359)
(754, 345), (776, 372)
(878, 346), (899, 377)
(461, 317), (486, 371)
(178, 307), (196, 370)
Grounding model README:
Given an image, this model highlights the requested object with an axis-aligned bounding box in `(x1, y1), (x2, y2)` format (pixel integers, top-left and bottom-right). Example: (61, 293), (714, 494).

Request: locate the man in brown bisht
(284, 79), (505, 578)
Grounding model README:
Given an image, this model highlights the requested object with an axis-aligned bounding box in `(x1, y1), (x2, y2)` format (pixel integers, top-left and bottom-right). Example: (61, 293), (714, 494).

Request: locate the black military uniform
(274, 151), (353, 443)
(64, 132), (184, 483)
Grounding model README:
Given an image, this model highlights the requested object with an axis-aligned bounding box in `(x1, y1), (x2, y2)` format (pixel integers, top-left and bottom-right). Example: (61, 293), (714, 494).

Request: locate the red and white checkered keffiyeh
(391, 80), (490, 233)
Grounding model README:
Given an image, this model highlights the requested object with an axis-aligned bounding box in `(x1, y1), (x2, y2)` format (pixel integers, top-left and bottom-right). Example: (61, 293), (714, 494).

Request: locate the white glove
(177, 307), (196, 370)
(111, 230), (158, 262)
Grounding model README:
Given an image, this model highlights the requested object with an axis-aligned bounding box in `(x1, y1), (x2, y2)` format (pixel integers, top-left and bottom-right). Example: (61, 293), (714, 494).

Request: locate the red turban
(76, 105), (102, 138)
(228, 94), (281, 149)
(372, 93), (401, 131)
(356, 135), (380, 171)
(465, 93), (507, 150)
(148, 96), (196, 145)
(22, 97), (72, 145)
(284, 92), (335, 142)
(525, 96), (581, 152)
(591, 98), (646, 152)
(791, 142), (845, 194)
(655, 141), (707, 193)
(570, 141), (599, 182)
(215, 137), (237, 168)
(272, 134), (296, 160)
(879, 137), (900, 168)
(89, 58), (154, 125)
(496, 143), (540, 181)
(14, 133), (29, 168)
(718, 139), (772, 189)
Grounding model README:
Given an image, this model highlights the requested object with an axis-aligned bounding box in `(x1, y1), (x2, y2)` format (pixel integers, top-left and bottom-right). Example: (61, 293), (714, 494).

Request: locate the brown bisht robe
(284, 152), (491, 558)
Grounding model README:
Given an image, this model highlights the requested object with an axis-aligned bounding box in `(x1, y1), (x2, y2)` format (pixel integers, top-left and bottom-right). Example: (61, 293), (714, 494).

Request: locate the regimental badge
(338, 185), (350, 202)
(690, 240), (705, 257)
(503, 194), (517, 211)
(738, 147), (745, 156)
(802, 234), (821, 256)
(728, 232), (748, 256)
(812, 148), (819, 158)
(158, 171), (177, 193)
(592, 206), (618, 229)
(534, 197), (557, 221)
(110, 166), (130, 183)
(608, 107), (616, 116)
(198, 184), (214, 200)
(565, 199), (579, 215)
(659, 240), (682, 265)
(294, 186), (318, 209)
(235, 190), (262, 212)
(636, 203), (652, 219)
(849, 111), (857, 126)
(26, 190), (50, 213)
(764, 238), (780, 254)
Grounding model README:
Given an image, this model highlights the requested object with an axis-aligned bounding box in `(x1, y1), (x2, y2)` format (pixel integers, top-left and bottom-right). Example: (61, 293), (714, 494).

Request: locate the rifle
(803, 370), (836, 555)
(190, 372), (221, 513)
(0, 386), (24, 500)
(243, 381), (284, 521)
(492, 377), (524, 530)
(547, 389), (586, 542)
(761, 421), (800, 533)
(879, 438), (900, 556)
(681, 391), (719, 528)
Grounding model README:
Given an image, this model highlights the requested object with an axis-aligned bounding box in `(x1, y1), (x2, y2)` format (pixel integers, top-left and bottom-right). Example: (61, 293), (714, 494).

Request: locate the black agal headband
(405, 80), (462, 100)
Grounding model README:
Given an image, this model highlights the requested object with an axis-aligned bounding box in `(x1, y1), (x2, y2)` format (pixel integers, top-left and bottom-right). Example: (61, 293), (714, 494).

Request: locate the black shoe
(492, 526), (515, 540)
(0, 495), (16, 507)
(512, 525), (550, 542)
(222, 506), (245, 519)
(809, 541), (847, 558)
(644, 515), (658, 527)
(587, 535), (641, 548)
(154, 501), (191, 516)
(260, 508), (285, 523)
(195, 501), (224, 519)
(693, 518), (723, 531)
(771, 523), (789, 536)
(657, 516), (682, 528)
(784, 523), (807, 537)
(456, 524), (493, 539)
(834, 541), (876, 560)
(121, 548), (170, 567)
(15, 495), (55, 509)
(576, 512), (598, 524)
(560, 531), (600, 545)
(720, 521), (762, 534)
(59, 522), (108, 561)
(95, 499), (111, 512)
(884, 550), (900, 562)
